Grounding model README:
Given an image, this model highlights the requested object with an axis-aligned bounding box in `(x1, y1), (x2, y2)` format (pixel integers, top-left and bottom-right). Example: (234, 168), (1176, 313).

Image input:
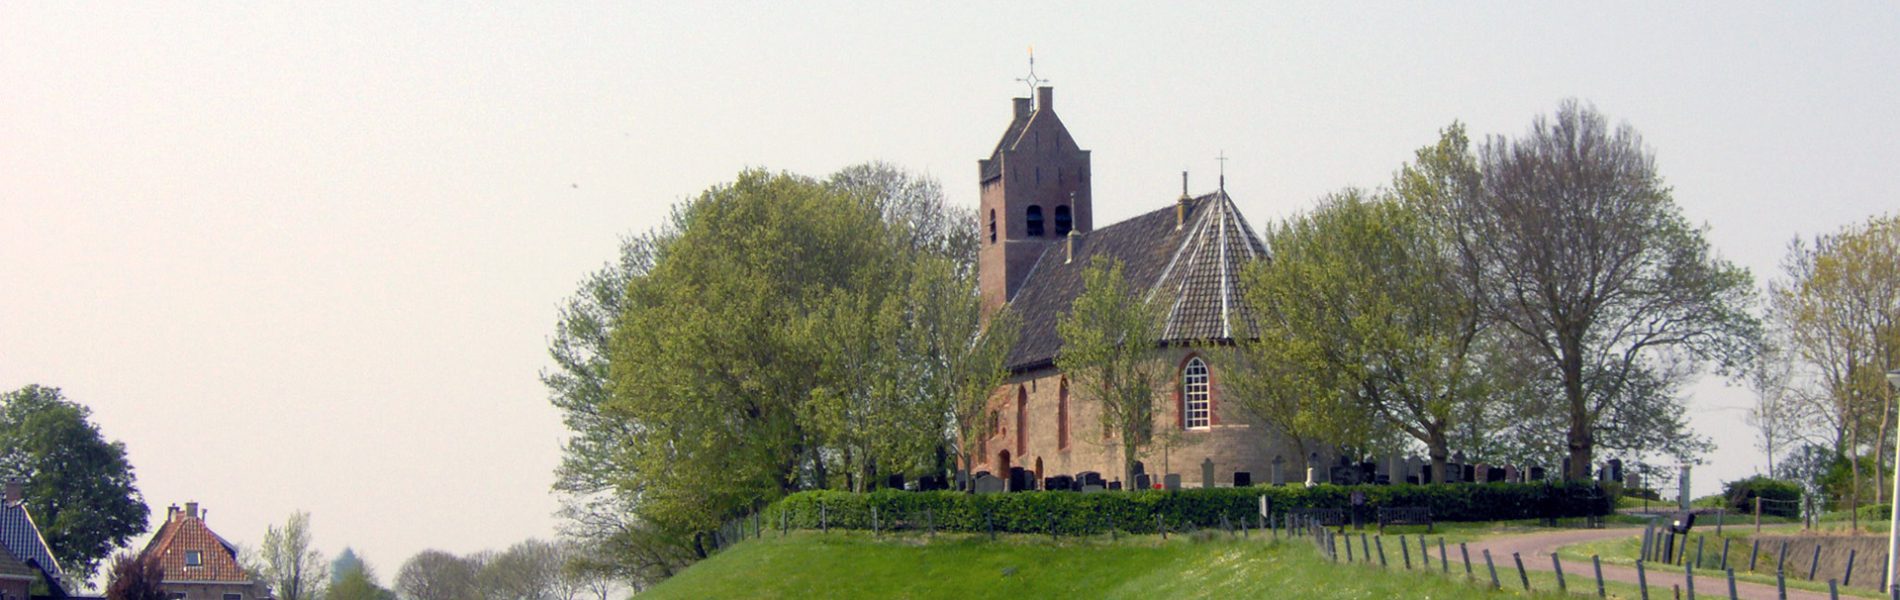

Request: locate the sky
(3, 2), (1897, 583)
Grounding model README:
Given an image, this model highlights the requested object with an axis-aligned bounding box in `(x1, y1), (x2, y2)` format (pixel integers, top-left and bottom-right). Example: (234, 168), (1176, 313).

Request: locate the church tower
(978, 86), (1092, 316)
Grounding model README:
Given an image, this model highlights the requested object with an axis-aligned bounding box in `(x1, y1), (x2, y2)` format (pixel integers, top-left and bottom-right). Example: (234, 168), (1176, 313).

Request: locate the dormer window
(1054, 205), (1073, 236)
(186, 550), (203, 566)
(1026, 206), (1045, 237)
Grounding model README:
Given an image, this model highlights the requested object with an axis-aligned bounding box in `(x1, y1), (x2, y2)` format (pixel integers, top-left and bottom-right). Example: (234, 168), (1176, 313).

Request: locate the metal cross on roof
(1216, 150), (1229, 190)
(1016, 46), (1048, 98)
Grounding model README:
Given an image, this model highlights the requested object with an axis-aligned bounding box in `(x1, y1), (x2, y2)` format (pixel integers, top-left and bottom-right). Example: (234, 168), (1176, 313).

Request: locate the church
(971, 85), (1311, 489)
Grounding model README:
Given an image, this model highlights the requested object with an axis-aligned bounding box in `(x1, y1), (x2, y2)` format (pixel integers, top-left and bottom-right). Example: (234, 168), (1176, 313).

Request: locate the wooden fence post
(1514, 552), (1530, 591)
(1484, 549), (1500, 589)
(1594, 554), (1607, 598)
(1552, 552), (1567, 592)
(1637, 560), (1650, 600)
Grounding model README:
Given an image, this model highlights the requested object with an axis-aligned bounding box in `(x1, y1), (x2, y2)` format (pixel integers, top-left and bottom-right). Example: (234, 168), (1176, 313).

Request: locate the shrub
(1723, 476), (1801, 518)
(761, 482), (1611, 536)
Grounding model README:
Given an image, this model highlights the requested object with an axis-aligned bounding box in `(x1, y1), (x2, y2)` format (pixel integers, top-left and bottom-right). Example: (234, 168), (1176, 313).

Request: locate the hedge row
(762, 482), (1611, 536)
(1723, 476), (1802, 518)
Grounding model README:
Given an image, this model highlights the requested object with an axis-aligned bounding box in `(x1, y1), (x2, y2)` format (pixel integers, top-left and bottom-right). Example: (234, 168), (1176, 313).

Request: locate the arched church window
(1016, 387), (1028, 456)
(1058, 378), (1070, 450)
(1054, 205), (1073, 236)
(1026, 205), (1045, 237)
(988, 209), (997, 243)
(1183, 357), (1210, 429)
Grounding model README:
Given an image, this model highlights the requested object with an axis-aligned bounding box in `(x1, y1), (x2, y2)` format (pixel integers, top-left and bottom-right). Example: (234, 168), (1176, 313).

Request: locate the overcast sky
(3, 3), (1896, 582)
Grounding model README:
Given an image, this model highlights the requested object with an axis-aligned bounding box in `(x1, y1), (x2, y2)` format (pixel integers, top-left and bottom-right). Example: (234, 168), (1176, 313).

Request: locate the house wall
(0, 578), (30, 600)
(161, 580), (270, 599)
(974, 347), (1321, 488)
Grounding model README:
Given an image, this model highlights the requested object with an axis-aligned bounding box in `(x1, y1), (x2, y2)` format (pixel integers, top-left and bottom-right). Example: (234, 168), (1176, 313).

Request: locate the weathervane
(1016, 45), (1048, 98)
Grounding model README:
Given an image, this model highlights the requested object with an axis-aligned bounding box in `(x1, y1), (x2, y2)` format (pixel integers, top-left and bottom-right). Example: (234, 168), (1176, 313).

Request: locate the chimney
(167, 504), (179, 522)
(1037, 86), (1054, 112)
(1013, 97), (1032, 120)
(1176, 171), (1192, 230)
(1065, 230), (1081, 264)
(185, 501), (198, 519)
(3, 478), (19, 504)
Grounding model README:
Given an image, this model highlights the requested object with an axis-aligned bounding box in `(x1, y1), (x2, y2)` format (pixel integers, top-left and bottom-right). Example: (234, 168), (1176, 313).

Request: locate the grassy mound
(640, 530), (1557, 599)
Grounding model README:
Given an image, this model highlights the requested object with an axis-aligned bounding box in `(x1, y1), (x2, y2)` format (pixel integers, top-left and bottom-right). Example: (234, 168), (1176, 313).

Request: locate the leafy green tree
(0, 384), (149, 582)
(1233, 187), (1493, 482)
(260, 510), (327, 600)
(1057, 256), (1171, 485)
(1765, 213), (1900, 508)
(1448, 100), (1758, 480)
(327, 552), (395, 600)
(104, 552), (166, 600)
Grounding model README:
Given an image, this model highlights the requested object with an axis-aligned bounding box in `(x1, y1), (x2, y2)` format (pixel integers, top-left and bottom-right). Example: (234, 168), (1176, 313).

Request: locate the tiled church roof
(1003, 189), (1267, 370)
(979, 107), (1031, 183)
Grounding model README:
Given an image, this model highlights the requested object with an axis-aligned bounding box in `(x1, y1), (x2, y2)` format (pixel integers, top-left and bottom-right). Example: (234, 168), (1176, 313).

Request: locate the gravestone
(1050, 475), (1075, 491)
(1134, 473), (1152, 490)
(1420, 464), (1433, 484)
(1528, 466), (1546, 481)
(1607, 458), (1624, 483)
(1233, 471), (1252, 487)
(1202, 458), (1216, 489)
(1132, 461), (1146, 477)
(1107, 481), (1122, 491)
(958, 471), (973, 491)
(973, 473), (1003, 494)
(1078, 471), (1103, 488)
(1043, 477), (1061, 491)
(1081, 484), (1104, 493)
(1163, 474), (1182, 490)
(1009, 467), (1029, 492)
(1462, 464), (1476, 483)
(1330, 464), (1358, 486)
(887, 474), (905, 490)
(1503, 465), (1519, 483)
(1474, 463), (1490, 483)
(1486, 466), (1505, 482)
(1271, 456), (1286, 486)
(1405, 457), (1425, 484)
(1359, 461), (1378, 484)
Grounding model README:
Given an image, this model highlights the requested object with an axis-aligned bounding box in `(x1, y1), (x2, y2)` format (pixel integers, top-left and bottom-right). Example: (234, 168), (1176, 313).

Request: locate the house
(972, 86), (1318, 488)
(137, 503), (271, 600)
(0, 479), (67, 599)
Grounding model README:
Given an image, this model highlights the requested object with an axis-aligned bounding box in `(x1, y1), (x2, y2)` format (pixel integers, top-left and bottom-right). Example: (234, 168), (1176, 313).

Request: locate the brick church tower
(978, 86), (1091, 316)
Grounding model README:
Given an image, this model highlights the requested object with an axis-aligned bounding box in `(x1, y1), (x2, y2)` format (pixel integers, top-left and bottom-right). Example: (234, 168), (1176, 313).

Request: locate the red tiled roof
(138, 510), (254, 583)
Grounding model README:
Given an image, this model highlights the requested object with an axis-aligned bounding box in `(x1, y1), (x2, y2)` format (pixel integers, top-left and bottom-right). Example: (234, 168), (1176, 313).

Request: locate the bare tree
(261, 511), (328, 600)
(395, 549), (478, 600)
(1450, 100), (1759, 481)
(477, 539), (563, 600)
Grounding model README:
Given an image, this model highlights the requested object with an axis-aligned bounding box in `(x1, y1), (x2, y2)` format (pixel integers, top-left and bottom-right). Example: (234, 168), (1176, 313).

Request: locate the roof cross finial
(1216, 150), (1228, 191)
(1016, 45), (1048, 99)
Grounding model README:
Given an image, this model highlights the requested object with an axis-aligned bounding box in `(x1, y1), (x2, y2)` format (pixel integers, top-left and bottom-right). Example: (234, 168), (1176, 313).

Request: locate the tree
(1056, 256), (1171, 485)
(260, 511), (327, 600)
(0, 384), (149, 583)
(104, 553), (166, 600)
(328, 564), (394, 600)
(1765, 213), (1900, 508)
(395, 549), (478, 600)
(1233, 187), (1495, 483)
(1448, 100), (1758, 480)
(476, 539), (562, 600)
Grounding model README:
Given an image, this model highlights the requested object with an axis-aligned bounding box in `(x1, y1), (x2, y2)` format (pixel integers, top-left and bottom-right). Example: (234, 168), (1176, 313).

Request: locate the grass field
(640, 529), (1680, 599)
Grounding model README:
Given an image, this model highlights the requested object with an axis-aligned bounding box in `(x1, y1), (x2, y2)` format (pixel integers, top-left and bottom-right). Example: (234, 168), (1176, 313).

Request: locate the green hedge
(762, 482), (1611, 536)
(1723, 476), (1802, 519)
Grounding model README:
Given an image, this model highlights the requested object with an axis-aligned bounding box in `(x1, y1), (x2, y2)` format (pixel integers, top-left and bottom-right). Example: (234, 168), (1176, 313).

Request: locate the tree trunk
(1427, 429), (1449, 485)
(1563, 338), (1592, 482)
